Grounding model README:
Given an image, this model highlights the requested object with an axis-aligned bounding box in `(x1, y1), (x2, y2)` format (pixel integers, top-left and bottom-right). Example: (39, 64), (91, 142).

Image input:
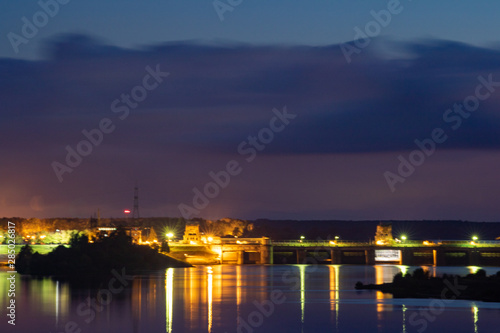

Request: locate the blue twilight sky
(2, 0), (500, 221)
(1, 0), (500, 59)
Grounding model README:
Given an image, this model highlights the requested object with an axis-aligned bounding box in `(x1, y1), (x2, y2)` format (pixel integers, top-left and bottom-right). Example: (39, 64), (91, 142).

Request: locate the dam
(169, 237), (500, 266)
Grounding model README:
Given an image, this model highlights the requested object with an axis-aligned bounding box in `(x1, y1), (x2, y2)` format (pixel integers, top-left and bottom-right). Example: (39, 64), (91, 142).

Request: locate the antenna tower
(132, 185), (140, 219)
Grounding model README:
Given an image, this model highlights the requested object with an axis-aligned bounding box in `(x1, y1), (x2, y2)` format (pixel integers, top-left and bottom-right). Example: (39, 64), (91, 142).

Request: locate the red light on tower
(124, 209), (131, 214)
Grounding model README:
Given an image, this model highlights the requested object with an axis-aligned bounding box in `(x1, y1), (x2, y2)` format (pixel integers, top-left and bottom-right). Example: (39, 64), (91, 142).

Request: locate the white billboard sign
(375, 249), (401, 262)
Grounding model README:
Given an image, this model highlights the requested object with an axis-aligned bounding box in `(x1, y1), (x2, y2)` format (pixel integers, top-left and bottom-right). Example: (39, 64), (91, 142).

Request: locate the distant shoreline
(356, 269), (500, 303)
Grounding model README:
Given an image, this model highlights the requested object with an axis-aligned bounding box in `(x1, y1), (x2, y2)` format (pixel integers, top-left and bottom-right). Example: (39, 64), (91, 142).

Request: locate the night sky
(1, 0), (500, 221)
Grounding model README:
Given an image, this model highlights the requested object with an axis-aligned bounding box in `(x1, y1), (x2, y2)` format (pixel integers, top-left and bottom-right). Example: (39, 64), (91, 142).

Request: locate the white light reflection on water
(402, 304), (407, 333)
(165, 268), (173, 333)
(472, 305), (479, 333)
(3, 265), (500, 333)
(299, 265), (306, 324)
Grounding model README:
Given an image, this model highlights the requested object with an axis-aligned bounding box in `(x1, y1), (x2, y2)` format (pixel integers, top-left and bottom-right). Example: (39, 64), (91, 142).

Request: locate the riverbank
(15, 230), (191, 283)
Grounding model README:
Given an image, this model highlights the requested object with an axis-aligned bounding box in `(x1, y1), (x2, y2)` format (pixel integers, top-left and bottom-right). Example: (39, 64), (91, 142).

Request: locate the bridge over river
(169, 238), (500, 266)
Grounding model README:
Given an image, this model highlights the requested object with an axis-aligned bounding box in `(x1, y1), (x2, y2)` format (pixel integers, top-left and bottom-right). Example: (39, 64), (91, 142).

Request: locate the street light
(166, 233), (174, 241)
(401, 235), (407, 241)
(472, 236), (478, 241)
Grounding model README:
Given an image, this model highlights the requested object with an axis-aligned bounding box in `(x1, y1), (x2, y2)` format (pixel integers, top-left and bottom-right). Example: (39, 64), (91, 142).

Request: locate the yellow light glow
(376, 240), (385, 245)
(468, 266), (482, 274)
(401, 235), (407, 241)
(329, 241), (336, 245)
(212, 247), (222, 258)
(207, 237), (213, 242)
(396, 265), (409, 276)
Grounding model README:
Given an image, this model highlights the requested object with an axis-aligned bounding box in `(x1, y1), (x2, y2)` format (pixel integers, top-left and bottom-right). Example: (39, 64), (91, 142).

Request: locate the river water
(1, 265), (500, 333)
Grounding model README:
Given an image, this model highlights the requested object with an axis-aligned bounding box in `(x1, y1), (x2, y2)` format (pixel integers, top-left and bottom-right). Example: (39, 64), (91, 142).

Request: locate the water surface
(1, 265), (499, 333)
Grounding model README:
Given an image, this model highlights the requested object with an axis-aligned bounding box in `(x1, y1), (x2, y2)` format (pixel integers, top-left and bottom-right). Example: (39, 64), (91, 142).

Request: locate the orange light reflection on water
(329, 265), (340, 330)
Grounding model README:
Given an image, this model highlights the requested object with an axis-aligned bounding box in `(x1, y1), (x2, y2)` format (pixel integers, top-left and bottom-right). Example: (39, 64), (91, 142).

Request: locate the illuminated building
(375, 222), (393, 245)
(183, 221), (201, 244)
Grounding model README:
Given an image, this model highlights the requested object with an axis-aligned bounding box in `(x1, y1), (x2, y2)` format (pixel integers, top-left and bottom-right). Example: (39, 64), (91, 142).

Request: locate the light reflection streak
(55, 281), (59, 326)
(397, 263), (409, 333)
(30, 278), (69, 317)
(236, 265), (241, 319)
(472, 305), (479, 333)
(189, 268), (194, 329)
(133, 278), (142, 322)
(299, 265), (306, 324)
(165, 268), (173, 333)
(374, 266), (390, 315)
(329, 265), (340, 330)
(402, 304), (407, 333)
(149, 278), (157, 317)
(207, 266), (213, 333)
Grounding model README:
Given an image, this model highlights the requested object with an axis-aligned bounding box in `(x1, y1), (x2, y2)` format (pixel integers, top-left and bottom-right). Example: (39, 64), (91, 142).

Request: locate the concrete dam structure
(170, 237), (500, 266)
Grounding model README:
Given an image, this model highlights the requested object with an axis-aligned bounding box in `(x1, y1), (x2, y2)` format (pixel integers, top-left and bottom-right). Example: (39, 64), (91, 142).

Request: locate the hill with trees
(2, 217), (500, 243)
(16, 228), (190, 284)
